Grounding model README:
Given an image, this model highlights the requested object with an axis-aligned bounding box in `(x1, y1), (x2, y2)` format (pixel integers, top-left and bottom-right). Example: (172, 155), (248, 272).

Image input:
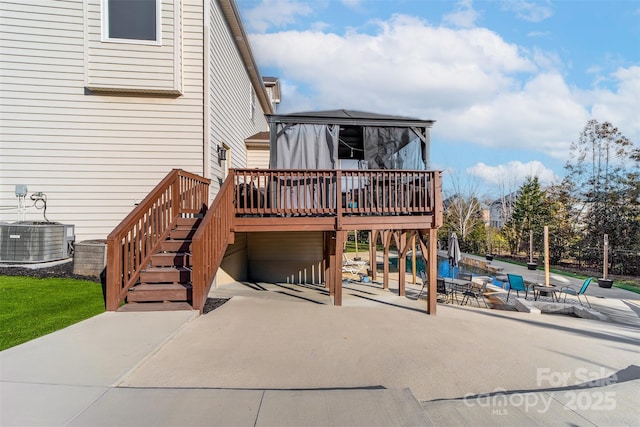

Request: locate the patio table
(533, 284), (560, 302)
(443, 277), (473, 305)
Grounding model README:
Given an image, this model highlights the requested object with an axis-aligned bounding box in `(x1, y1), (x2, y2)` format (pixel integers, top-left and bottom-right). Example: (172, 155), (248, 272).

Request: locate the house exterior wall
(246, 148), (270, 169)
(85, 0), (182, 94)
(205, 0), (269, 194)
(218, 232), (248, 285)
(247, 231), (324, 284)
(0, 0), (204, 241)
(0, 0), (272, 243)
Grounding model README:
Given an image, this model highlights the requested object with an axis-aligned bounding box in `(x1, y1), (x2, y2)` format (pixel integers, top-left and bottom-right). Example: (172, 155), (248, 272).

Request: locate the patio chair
(417, 270), (451, 303)
(458, 272), (472, 281)
(506, 274), (529, 302)
(343, 254), (366, 266)
(450, 272), (473, 304)
(461, 280), (489, 308)
(559, 277), (593, 308)
(436, 277), (452, 303)
(342, 254), (367, 276)
(417, 270), (427, 298)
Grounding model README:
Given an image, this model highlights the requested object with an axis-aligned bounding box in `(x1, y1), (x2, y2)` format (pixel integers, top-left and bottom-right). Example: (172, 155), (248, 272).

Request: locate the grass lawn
(0, 276), (105, 351)
(614, 281), (640, 295)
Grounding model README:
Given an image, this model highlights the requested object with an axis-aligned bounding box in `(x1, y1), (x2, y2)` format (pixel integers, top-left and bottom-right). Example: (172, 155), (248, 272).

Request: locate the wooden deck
(106, 169), (442, 315)
(231, 169), (442, 314)
(233, 169), (441, 232)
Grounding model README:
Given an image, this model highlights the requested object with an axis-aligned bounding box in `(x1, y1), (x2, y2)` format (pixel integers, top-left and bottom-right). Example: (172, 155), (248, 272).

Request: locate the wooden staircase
(118, 217), (200, 312)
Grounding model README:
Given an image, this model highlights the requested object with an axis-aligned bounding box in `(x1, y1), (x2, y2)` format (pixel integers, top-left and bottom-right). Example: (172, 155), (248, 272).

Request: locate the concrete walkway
(464, 254), (640, 327)
(2, 258), (639, 426)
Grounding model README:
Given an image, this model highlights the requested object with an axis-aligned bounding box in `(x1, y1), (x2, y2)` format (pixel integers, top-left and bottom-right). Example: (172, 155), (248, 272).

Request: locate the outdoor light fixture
(218, 145), (227, 161)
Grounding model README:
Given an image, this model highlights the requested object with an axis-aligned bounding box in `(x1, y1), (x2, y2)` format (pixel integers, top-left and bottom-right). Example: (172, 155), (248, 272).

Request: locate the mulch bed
(203, 298), (230, 314)
(0, 260), (100, 283)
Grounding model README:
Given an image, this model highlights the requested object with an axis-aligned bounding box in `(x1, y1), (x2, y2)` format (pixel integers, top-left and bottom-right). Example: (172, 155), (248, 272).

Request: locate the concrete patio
(2, 258), (639, 426)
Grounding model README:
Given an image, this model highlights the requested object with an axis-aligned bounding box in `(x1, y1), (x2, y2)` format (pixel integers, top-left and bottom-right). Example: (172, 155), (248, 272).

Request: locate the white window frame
(101, 0), (162, 46)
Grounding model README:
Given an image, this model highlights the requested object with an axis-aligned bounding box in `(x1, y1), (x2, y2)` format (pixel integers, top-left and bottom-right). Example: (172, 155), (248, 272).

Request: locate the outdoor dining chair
(461, 280), (489, 308)
(436, 277), (453, 303)
(506, 274), (529, 302)
(342, 254), (367, 276)
(417, 271), (452, 303)
(559, 277), (593, 308)
(450, 272), (473, 304)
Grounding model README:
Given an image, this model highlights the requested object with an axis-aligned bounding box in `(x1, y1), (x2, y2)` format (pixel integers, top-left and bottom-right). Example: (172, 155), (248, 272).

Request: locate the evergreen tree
(564, 120), (638, 270)
(503, 176), (549, 257)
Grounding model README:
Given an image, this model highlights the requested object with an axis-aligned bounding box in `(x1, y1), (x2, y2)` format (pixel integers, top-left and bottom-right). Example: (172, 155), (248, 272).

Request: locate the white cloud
(341, 0), (364, 9)
(584, 66), (640, 142)
(500, 0), (553, 23)
(246, 11), (639, 162)
(243, 0), (313, 32)
(250, 14), (535, 112)
(467, 161), (560, 187)
(442, 72), (589, 159)
(443, 0), (480, 28)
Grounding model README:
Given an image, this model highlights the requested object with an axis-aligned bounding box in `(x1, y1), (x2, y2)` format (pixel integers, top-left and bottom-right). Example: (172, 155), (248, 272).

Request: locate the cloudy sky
(236, 0), (640, 197)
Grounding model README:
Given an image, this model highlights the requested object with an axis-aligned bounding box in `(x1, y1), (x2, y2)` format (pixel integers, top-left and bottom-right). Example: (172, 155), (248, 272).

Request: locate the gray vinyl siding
(247, 148), (270, 169)
(206, 0), (269, 194)
(0, 0), (271, 242)
(247, 232), (324, 284)
(0, 0), (204, 241)
(218, 232), (248, 284)
(85, 0), (182, 94)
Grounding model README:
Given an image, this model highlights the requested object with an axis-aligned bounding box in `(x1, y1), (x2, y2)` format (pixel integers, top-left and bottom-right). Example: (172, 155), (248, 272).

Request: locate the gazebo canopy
(267, 110), (436, 170)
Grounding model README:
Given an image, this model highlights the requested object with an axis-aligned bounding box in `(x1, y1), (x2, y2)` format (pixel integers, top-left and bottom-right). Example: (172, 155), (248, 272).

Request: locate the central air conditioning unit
(0, 222), (75, 263)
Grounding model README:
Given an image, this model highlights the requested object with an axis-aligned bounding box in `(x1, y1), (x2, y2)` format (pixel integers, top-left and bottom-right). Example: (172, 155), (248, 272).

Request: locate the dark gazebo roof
(267, 109), (435, 128)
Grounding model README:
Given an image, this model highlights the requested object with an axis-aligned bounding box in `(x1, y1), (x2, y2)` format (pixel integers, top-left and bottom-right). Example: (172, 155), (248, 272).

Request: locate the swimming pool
(391, 256), (505, 287)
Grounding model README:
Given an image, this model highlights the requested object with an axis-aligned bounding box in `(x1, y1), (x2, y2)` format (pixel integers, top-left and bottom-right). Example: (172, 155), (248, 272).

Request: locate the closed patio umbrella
(447, 232), (462, 279)
(447, 232), (461, 268)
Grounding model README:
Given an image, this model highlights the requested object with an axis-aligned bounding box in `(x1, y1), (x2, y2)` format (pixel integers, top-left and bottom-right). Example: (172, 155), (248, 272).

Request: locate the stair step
(127, 283), (192, 302)
(117, 301), (194, 312)
(160, 239), (191, 253)
(140, 266), (191, 283)
(176, 217), (201, 227)
(170, 228), (196, 240)
(151, 252), (191, 267)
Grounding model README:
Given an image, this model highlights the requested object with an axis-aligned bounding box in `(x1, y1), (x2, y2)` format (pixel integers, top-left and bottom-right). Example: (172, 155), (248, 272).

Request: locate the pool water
(391, 256), (505, 287)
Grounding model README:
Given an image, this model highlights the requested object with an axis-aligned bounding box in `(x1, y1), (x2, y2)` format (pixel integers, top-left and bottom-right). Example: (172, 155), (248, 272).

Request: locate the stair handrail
(106, 169), (209, 311)
(191, 170), (236, 312)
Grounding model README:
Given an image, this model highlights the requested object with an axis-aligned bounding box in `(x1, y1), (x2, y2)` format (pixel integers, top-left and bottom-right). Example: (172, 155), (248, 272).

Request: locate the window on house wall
(103, 0), (161, 43)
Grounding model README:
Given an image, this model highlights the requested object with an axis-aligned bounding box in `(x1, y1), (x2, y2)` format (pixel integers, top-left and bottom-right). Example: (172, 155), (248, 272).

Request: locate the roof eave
(218, 0), (273, 114)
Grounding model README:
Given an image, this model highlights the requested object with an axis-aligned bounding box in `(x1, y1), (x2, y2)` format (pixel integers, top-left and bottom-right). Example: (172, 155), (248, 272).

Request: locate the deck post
(326, 232), (334, 295)
(334, 230), (343, 306)
(323, 231), (329, 289)
(382, 230), (391, 290)
(370, 230), (378, 281)
(427, 228), (437, 314)
(398, 232), (406, 296)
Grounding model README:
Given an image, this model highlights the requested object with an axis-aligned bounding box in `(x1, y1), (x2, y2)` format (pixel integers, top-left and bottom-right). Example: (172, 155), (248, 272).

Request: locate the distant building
(488, 192), (518, 229)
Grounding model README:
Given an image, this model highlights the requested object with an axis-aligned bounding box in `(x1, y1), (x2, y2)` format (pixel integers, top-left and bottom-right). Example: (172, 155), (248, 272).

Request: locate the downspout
(203, 1), (211, 180)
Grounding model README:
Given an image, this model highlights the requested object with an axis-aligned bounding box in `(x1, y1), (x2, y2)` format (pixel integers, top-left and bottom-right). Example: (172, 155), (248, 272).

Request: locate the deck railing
(106, 169), (209, 311)
(234, 169), (437, 217)
(106, 168), (440, 312)
(191, 171), (235, 312)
